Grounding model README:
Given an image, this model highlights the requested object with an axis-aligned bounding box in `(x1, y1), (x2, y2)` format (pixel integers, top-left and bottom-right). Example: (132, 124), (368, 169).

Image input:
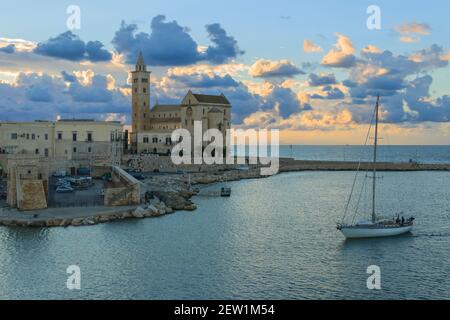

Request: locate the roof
(208, 107), (223, 114)
(136, 51), (145, 66)
(151, 104), (181, 113)
(193, 93), (230, 105)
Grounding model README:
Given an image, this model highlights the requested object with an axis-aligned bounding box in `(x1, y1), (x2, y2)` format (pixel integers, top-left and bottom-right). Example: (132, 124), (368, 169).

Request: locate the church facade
(130, 52), (232, 155)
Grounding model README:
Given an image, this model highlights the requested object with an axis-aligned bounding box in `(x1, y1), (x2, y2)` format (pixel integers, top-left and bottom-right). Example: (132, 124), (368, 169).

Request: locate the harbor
(1, 156), (449, 228)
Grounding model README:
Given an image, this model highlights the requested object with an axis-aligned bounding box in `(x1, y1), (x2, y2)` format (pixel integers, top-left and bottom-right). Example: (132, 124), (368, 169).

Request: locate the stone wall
(122, 154), (239, 173)
(18, 180), (47, 211)
(103, 166), (140, 206)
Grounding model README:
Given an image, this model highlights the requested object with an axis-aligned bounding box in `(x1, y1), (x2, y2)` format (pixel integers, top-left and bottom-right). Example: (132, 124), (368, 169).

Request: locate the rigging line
(341, 106), (376, 223)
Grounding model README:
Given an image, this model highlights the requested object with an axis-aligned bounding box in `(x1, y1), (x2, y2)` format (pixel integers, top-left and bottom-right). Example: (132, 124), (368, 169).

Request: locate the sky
(0, 0), (449, 144)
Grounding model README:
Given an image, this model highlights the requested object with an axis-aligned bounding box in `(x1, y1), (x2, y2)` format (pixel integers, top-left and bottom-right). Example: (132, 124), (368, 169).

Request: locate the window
(165, 137), (172, 145)
(142, 78), (148, 83)
(72, 132), (77, 142)
(57, 132), (62, 140)
(143, 137), (149, 143)
(87, 132), (93, 142)
(26, 133), (30, 139)
(73, 147), (77, 153)
(32, 134), (35, 140)
(143, 88), (146, 93)
(44, 148), (49, 157)
(88, 147), (92, 153)
(35, 149), (39, 155)
(133, 78), (138, 83)
(45, 134), (48, 140)
(152, 137), (158, 143)
(11, 133), (17, 140)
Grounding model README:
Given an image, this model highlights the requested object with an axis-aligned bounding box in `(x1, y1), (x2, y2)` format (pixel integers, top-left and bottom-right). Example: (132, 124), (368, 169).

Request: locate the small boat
(337, 95), (415, 239)
(220, 187), (231, 197)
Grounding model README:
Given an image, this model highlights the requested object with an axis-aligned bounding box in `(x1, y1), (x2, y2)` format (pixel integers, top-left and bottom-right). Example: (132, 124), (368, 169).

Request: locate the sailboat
(337, 96), (415, 239)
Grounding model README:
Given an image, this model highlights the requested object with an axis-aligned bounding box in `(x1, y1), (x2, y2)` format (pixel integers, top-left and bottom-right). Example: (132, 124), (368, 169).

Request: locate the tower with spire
(131, 51), (151, 152)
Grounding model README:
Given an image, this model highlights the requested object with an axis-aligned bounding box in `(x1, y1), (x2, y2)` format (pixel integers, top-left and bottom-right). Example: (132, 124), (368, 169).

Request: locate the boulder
(46, 219), (62, 227)
(184, 204), (197, 211)
(71, 218), (83, 226)
(154, 191), (191, 211)
(98, 215), (111, 223)
(82, 218), (96, 225)
(132, 207), (145, 218)
(165, 207), (174, 214)
(60, 219), (71, 227)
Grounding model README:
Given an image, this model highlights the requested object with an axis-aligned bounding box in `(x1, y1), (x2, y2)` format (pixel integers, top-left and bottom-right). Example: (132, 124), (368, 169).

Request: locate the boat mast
(372, 95), (380, 223)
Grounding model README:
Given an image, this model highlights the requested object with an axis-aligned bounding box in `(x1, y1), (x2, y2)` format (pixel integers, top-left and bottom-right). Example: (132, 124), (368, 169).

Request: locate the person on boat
(396, 216), (401, 224)
(401, 216), (405, 225)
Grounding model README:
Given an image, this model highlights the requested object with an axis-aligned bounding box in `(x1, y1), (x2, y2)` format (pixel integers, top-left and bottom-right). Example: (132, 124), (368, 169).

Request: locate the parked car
(55, 181), (71, 189)
(77, 167), (91, 176)
(55, 186), (74, 193)
(53, 170), (67, 178)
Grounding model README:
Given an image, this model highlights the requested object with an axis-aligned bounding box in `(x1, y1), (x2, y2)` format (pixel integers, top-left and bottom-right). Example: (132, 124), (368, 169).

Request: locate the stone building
(130, 52), (232, 155)
(0, 119), (124, 166)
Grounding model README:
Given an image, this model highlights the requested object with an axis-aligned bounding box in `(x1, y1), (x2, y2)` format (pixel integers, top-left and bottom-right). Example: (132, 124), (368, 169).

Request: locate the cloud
(0, 37), (36, 52)
(249, 59), (304, 78)
(361, 45), (381, 54)
(85, 41), (113, 62)
(400, 36), (420, 43)
(0, 44), (15, 54)
(395, 22), (431, 36)
(0, 71), (130, 122)
(310, 86), (345, 100)
(262, 87), (311, 118)
(308, 73), (336, 86)
(68, 74), (112, 103)
(34, 31), (112, 62)
(61, 71), (77, 83)
(16, 73), (62, 102)
(341, 44), (450, 123)
(321, 34), (356, 68)
(169, 73), (239, 88)
(204, 23), (245, 64)
(303, 40), (322, 53)
(112, 15), (242, 66)
(395, 22), (431, 43)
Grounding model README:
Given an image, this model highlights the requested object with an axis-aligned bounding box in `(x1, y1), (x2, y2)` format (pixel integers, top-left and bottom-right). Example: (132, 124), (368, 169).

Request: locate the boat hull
(340, 225), (413, 239)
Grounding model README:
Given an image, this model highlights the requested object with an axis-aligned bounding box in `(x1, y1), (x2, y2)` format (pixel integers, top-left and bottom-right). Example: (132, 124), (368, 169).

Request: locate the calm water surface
(0, 171), (449, 299)
(236, 145), (450, 164)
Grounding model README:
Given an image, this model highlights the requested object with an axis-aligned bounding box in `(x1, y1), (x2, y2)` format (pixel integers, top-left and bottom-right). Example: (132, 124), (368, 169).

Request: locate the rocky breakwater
(0, 186), (197, 228)
(190, 168), (264, 185)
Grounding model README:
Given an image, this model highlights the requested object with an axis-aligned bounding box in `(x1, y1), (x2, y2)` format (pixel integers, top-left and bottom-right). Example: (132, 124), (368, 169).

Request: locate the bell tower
(131, 51), (151, 152)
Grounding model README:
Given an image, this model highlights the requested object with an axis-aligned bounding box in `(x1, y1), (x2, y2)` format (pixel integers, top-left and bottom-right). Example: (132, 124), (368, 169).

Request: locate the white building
(0, 119), (124, 165)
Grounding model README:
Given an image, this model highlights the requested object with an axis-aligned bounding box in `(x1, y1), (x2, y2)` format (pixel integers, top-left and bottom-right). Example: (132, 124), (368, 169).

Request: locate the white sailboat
(337, 96), (415, 239)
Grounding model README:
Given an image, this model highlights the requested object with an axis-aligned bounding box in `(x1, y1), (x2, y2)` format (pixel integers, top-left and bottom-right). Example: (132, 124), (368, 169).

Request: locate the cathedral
(130, 52), (232, 155)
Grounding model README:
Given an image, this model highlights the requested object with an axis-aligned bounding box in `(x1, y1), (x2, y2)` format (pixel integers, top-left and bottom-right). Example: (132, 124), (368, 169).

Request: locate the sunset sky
(1, 0), (449, 144)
